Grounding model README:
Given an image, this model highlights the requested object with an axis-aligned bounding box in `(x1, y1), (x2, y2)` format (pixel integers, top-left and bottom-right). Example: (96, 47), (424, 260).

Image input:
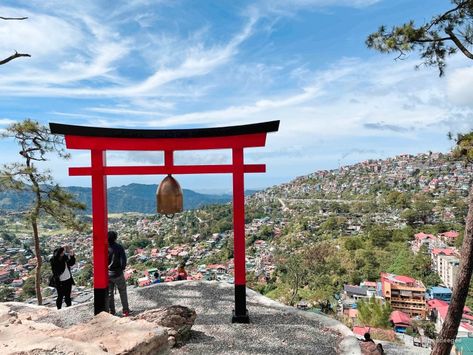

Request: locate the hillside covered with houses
(1, 151), (473, 351)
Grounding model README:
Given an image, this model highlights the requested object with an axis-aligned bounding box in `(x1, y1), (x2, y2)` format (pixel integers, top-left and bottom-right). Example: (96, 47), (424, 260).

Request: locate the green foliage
(414, 320), (437, 339)
(401, 208), (420, 226)
(257, 224), (273, 240)
(453, 131), (473, 162)
(272, 241), (345, 308)
(413, 194), (434, 223)
(0, 286), (14, 302)
(76, 263), (93, 287)
(357, 249), (381, 281)
(455, 230), (465, 247)
(414, 245), (443, 287)
(21, 276), (36, 297)
(344, 237), (364, 250)
(357, 296), (392, 328)
(368, 226), (392, 248)
(400, 196), (433, 226)
(385, 191), (411, 209)
(366, 1), (473, 76)
(392, 226), (414, 242)
(319, 216), (347, 235)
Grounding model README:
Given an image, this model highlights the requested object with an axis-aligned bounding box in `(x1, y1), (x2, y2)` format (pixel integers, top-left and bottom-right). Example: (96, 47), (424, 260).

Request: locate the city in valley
(1, 151), (472, 351)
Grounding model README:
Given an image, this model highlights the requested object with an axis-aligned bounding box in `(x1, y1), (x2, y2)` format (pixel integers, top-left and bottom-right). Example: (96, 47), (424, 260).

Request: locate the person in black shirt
(107, 231), (130, 316)
(363, 333), (375, 343)
(50, 246), (75, 309)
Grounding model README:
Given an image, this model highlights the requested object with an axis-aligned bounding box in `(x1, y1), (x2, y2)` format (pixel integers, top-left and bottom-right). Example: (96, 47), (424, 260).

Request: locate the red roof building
(429, 299), (473, 337)
(440, 231), (459, 239)
(439, 231), (460, 246)
(413, 232), (436, 253)
(390, 310), (411, 327)
(415, 232), (435, 241)
(431, 248), (457, 256)
(380, 272), (426, 318)
(362, 281), (377, 288)
(427, 299), (449, 310)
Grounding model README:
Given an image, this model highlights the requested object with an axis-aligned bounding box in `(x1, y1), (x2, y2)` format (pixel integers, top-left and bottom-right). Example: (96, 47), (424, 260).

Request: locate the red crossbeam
(69, 164), (266, 176)
(65, 133), (267, 150)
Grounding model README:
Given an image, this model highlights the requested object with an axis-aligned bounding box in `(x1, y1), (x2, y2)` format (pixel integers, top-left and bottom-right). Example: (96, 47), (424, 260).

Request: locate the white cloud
(0, 10), (257, 99)
(87, 107), (166, 117)
(118, 57), (469, 161)
(447, 65), (473, 107)
(0, 9), (130, 87)
(0, 6), (83, 58)
(120, 14), (258, 96)
(256, 0), (380, 16)
(0, 119), (16, 126)
(274, 0), (380, 7)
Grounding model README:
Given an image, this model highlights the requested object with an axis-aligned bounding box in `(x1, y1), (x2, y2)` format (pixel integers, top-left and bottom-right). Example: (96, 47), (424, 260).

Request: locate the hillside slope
(0, 184), (257, 213)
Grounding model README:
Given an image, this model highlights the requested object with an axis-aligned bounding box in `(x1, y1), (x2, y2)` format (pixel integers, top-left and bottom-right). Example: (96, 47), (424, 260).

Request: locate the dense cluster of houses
(273, 152), (473, 199)
(0, 209), (280, 307)
(0, 225), (37, 301)
(123, 216), (277, 287)
(339, 229), (471, 349)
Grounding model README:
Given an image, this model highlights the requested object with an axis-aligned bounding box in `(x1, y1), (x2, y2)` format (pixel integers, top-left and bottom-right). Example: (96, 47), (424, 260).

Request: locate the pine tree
(367, 0), (473, 76)
(367, 2), (473, 353)
(0, 119), (85, 305)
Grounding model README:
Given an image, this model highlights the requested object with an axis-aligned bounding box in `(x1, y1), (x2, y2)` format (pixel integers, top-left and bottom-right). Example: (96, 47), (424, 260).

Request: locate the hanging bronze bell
(157, 174), (183, 217)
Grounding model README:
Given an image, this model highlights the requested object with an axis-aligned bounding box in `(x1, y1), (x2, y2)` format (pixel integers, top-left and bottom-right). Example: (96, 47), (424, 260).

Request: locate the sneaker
(123, 310), (130, 317)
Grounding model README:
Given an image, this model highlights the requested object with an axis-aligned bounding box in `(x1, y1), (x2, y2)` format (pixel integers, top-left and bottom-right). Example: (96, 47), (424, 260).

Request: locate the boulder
(360, 341), (383, 355)
(133, 305), (197, 346)
(56, 312), (169, 354)
(0, 303), (169, 355)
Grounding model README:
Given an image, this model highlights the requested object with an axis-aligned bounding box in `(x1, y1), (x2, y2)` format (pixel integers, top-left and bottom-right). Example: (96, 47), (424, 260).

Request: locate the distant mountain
(0, 183), (258, 214)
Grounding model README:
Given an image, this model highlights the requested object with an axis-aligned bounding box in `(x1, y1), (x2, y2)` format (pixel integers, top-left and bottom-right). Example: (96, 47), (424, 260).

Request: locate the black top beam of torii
(49, 120), (280, 139)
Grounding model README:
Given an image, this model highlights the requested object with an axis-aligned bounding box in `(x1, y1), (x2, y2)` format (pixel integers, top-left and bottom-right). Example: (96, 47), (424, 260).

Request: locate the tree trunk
(432, 185), (473, 354)
(32, 215), (42, 305)
(29, 162), (43, 306)
(290, 274), (299, 306)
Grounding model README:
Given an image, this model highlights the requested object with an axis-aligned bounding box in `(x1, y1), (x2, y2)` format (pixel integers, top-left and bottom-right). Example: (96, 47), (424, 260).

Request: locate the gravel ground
(36, 281), (352, 354)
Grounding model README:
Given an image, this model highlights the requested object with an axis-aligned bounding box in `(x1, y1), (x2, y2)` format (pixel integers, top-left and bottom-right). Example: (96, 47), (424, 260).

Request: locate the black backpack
(108, 244), (122, 271)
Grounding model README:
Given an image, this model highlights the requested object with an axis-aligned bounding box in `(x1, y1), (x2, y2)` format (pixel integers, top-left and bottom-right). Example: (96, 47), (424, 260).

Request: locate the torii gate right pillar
(232, 147), (249, 323)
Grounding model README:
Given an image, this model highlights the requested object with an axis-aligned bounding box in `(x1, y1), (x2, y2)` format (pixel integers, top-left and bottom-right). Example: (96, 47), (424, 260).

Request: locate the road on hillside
(282, 198), (371, 204)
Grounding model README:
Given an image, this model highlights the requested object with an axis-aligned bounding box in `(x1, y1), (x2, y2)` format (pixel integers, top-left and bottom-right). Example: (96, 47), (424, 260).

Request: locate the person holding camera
(50, 245), (76, 309)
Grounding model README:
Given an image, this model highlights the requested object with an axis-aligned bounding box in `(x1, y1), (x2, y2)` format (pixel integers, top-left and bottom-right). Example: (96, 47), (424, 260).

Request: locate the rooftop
(431, 248), (457, 256)
(389, 311), (411, 326)
(429, 286), (452, 294)
(439, 231), (459, 239)
(381, 272), (424, 288)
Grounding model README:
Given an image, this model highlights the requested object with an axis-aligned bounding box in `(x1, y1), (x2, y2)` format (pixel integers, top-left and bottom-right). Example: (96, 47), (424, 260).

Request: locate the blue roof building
(427, 286), (452, 303)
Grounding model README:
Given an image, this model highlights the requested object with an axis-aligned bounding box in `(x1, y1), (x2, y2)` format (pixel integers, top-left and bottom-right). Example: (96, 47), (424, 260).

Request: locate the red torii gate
(50, 121), (279, 323)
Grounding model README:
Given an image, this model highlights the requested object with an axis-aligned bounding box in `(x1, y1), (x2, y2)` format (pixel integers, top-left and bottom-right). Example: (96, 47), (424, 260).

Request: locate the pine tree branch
(414, 37), (452, 43)
(0, 16), (28, 20)
(424, 1), (470, 32)
(0, 51), (31, 65)
(445, 28), (473, 59)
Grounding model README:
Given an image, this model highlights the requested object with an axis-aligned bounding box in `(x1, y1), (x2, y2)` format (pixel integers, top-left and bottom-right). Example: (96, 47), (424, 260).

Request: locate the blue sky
(1, 0), (473, 192)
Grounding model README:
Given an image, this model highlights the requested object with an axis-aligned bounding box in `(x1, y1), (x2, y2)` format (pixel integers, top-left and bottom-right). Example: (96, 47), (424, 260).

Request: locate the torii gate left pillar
(50, 121), (279, 323)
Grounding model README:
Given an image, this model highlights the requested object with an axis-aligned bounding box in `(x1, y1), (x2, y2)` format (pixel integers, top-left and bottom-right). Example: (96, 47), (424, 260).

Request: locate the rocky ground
(2, 281), (361, 354)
